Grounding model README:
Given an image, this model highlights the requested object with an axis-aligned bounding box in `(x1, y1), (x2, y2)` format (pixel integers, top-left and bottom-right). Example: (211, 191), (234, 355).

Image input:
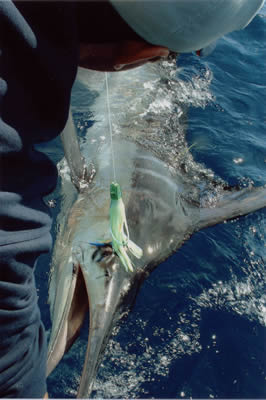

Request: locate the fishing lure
(109, 182), (143, 272)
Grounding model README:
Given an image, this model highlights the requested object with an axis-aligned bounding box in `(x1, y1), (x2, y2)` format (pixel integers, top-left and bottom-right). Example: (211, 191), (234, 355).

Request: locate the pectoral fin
(197, 185), (266, 230)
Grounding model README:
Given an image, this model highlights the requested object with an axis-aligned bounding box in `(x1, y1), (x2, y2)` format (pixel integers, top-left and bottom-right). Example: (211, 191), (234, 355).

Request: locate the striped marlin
(46, 60), (266, 397)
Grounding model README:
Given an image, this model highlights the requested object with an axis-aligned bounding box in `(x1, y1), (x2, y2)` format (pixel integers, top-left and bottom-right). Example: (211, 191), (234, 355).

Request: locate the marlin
(46, 59), (266, 398)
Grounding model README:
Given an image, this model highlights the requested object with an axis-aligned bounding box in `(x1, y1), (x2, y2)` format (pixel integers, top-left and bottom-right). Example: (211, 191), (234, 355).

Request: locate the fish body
(47, 60), (266, 397)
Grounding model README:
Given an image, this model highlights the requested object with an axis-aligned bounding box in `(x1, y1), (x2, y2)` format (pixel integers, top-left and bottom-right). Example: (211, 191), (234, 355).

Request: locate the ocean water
(36, 7), (266, 399)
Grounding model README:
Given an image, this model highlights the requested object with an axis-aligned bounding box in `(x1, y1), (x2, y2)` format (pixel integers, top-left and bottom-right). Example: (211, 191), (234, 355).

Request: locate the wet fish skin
(47, 61), (266, 398)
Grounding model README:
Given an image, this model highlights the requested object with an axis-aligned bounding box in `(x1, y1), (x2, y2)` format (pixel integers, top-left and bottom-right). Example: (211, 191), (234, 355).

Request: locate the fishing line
(104, 71), (143, 272)
(105, 72), (116, 181)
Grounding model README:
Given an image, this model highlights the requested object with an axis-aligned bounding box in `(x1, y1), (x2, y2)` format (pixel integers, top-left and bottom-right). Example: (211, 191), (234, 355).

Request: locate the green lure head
(110, 182), (122, 200)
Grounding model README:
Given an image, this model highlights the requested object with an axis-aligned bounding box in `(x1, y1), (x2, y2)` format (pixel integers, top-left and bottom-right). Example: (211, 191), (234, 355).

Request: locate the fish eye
(91, 243), (113, 263)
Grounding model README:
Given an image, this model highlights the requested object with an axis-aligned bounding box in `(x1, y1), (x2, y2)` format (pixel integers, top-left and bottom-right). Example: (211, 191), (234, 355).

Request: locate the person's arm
(0, 2), (78, 397)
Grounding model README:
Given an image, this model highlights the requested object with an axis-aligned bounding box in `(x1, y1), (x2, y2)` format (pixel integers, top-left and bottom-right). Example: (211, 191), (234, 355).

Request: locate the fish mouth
(46, 259), (89, 378)
(47, 242), (144, 398)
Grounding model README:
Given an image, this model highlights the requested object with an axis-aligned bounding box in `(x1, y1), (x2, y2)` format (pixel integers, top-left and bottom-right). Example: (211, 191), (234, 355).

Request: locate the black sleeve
(0, 1), (78, 397)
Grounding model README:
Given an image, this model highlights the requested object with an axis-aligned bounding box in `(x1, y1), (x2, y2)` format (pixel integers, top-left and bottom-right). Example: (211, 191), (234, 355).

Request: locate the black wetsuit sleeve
(0, 1), (78, 397)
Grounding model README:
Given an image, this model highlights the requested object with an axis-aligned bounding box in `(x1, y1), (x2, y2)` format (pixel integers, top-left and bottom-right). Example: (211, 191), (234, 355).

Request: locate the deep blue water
(36, 7), (266, 399)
